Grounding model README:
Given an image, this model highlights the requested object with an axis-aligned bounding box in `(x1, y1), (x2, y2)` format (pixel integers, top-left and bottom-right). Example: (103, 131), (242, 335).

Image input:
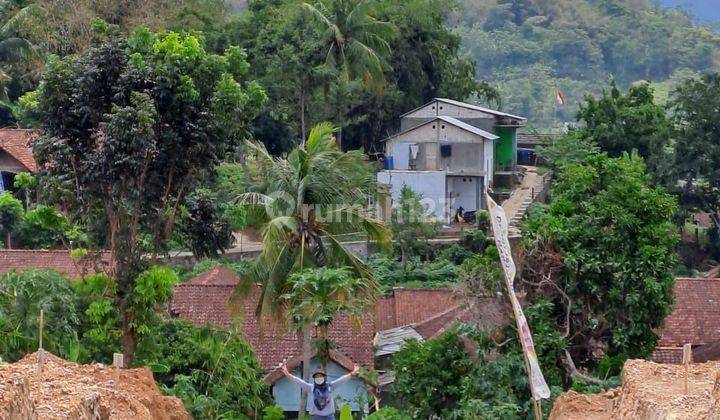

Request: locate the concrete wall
(388, 124), (489, 173)
(484, 139), (495, 187)
(377, 171), (447, 220)
(0, 151), (25, 173)
(448, 176), (481, 214)
(273, 360), (369, 413)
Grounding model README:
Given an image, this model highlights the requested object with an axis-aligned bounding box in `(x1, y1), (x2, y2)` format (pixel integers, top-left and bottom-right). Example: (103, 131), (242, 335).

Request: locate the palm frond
(0, 3), (44, 37)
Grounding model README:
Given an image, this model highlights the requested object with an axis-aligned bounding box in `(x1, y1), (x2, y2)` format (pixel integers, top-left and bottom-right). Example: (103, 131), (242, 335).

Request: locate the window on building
(440, 145), (452, 157)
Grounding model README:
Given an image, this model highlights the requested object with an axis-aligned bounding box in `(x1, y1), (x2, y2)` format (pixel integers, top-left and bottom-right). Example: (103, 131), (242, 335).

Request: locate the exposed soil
(550, 359), (720, 420)
(0, 351), (189, 420)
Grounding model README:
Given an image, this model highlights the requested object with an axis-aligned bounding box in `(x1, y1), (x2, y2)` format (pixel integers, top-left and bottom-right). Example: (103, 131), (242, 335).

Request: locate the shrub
(0, 270), (81, 362)
(367, 407), (412, 419)
(136, 319), (270, 418)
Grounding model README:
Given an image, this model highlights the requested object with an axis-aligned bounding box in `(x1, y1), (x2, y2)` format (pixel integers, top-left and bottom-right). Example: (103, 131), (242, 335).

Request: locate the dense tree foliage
(576, 81), (669, 168)
(32, 27), (265, 364)
(452, 0), (720, 128)
(393, 302), (566, 419)
(671, 74), (720, 240)
(523, 149), (678, 365)
(136, 319), (270, 418)
(0, 269), (81, 362)
(237, 0), (496, 153)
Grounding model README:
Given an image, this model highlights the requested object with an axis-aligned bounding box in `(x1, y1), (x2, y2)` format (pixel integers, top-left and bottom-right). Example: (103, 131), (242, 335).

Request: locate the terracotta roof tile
(171, 266), (375, 371)
(0, 249), (110, 279)
(375, 288), (459, 330)
(658, 278), (720, 347)
(0, 129), (38, 173)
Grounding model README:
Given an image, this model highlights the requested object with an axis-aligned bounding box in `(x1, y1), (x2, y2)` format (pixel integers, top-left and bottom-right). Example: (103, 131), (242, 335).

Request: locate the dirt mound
(550, 389), (617, 420)
(550, 359), (720, 420)
(0, 351), (189, 420)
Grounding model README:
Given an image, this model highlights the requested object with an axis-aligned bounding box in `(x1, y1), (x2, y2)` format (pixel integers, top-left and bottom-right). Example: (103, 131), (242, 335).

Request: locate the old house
(170, 265), (375, 415)
(651, 278), (720, 364)
(377, 99), (526, 222)
(0, 129), (38, 192)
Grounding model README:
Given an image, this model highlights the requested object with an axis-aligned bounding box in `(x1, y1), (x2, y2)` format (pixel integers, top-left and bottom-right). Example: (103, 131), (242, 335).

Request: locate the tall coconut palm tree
(236, 121), (390, 414)
(302, 0), (397, 85)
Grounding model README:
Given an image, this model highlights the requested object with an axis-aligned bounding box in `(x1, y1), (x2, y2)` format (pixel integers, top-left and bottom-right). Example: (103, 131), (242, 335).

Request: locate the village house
(377, 98), (526, 223)
(170, 265), (469, 415)
(651, 277), (720, 364)
(0, 129), (38, 192)
(170, 265), (376, 415)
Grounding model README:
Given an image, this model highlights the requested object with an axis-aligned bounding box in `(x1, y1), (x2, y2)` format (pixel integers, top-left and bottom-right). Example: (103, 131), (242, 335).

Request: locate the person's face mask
(314, 376), (325, 385)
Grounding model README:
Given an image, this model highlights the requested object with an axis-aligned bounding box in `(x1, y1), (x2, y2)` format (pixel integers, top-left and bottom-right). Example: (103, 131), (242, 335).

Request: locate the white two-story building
(377, 98), (525, 222)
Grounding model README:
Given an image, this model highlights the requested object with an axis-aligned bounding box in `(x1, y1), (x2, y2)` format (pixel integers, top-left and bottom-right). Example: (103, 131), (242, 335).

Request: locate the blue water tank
(383, 156), (394, 170)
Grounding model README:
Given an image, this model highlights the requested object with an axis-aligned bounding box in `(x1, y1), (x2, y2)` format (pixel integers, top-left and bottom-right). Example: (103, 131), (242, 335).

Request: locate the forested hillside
(450, 0), (720, 128)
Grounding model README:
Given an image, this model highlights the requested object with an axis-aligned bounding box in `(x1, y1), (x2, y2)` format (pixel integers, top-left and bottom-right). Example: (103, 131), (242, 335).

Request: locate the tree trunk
(5, 231), (11, 249)
(300, 83), (306, 146)
(121, 308), (136, 367)
(319, 325), (329, 373)
(299, 323), (313, 416)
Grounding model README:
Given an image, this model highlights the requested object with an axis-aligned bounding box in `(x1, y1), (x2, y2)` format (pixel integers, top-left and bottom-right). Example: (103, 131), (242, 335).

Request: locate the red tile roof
(0, 129), (38, 173)
(171, 265), (376, 371)
(375, 288), (459, 330)
(657, 278), (720, 347)
(0, 249), (110, 278)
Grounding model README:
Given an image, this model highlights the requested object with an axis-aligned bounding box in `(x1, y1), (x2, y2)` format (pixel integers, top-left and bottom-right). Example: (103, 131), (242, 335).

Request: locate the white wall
(377, 171), (447, 220)
(484, 139), (494, 187)
(448, 176), (480, 215)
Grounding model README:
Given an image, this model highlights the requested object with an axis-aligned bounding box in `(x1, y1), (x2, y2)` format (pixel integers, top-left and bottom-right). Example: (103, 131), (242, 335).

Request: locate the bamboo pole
(37, 309), (44, 374)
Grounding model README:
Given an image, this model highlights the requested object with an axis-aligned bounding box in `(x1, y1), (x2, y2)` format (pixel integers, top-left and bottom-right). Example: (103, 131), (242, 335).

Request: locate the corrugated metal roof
(373, 325), (424, 356)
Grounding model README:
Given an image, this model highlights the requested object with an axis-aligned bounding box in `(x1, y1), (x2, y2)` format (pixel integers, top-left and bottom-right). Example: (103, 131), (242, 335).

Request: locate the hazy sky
(660, 0), (720, 22)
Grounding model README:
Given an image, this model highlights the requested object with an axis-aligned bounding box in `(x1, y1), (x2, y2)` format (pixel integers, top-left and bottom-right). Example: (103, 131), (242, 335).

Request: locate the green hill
(450, 0), (720, 128)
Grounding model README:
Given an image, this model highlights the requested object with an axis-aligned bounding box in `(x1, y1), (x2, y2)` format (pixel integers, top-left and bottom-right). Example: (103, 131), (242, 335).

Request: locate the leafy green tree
(177, 188), (234, 259)
(671, 73), (720, 236)
(391, 185), (438, 267)
(282, 266), (374, 370)
(536, 133), (600, 169)
(239, 121), (390, 413)
(393, 303), (565, 419)
(74, 266), (177, 364)
(392, 329), (474, 418)
(522, 152), (678, 365)
(0, 269), (81, 362)
(367, 407), (411, 420)
(0, 191), (23, 248)
(18, 204), (74, 249)
(12, 172), (36, 208)
(33, 27), (265, 364)
(576, 80), (670, 176)
(136, 319), (270, 418)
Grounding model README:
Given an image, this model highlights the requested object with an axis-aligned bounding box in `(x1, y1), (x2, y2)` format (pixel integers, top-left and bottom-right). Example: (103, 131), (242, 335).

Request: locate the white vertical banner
(486, 193), (551, 400)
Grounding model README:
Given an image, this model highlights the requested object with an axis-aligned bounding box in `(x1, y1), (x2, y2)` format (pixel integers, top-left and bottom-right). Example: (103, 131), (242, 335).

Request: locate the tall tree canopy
(575, 80), (670, 178)
(524, 149), (678, 365)
(671, 73), (720, 235)
(237, 0), (496, 153)
(33, 27), (266, 363)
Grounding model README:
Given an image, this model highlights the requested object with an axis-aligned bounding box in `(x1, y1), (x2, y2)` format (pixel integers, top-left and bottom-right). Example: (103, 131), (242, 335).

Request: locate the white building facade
(377, 99), (525, 223)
